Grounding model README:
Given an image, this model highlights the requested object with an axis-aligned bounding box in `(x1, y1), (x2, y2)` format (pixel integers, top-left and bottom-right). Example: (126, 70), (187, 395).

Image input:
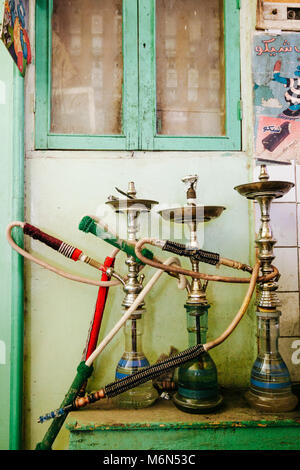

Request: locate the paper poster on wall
(253, 33), (300, 163)
(0, 0), (31, 76)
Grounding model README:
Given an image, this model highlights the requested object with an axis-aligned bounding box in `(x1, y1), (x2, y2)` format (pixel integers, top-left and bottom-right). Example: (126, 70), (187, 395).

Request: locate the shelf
(65, 388), (300, 450)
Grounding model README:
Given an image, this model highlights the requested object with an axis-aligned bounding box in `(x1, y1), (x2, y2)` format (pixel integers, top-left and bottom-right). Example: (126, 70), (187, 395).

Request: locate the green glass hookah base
(173, 353), (223, 414)
(173, 389), (223, 414)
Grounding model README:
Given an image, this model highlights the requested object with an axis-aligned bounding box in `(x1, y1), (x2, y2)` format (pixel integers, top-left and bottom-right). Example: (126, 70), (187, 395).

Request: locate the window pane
(51, 0), (123, 135)
(156, 0), (225, 136)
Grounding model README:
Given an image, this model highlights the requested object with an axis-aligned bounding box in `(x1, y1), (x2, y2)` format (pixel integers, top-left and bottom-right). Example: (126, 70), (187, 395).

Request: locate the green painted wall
(23, 154), (256, 450)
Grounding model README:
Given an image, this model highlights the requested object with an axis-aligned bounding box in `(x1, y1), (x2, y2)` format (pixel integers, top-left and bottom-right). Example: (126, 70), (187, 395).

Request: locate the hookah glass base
(114, 314), (158, 409)
(115, 383), (158, 409)
(245, 388), (298, 414)
(173, 352), (223, 414)
(244, 312), (298, 413)
(173, 304), (223, 414)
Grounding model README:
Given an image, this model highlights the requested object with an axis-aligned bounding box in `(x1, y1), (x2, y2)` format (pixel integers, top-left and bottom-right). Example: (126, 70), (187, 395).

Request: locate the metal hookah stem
(124, 182), (141, 353)
(196, 315), (201, 345)
(131, 320), (137, 353)
(256, 165), (279, 308)
(188, 259), (206, 370)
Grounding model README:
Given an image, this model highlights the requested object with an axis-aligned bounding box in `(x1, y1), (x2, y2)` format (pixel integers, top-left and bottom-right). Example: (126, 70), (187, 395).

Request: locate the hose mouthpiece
(78, 216), (97, 236)
(78, 216), (154, 265)
(38, 407), (70, 423)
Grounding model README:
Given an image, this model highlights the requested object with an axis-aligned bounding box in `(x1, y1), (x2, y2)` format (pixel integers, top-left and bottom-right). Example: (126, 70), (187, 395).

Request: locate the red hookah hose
(22, 223), (118, 358)
(84, 256), (115, 360)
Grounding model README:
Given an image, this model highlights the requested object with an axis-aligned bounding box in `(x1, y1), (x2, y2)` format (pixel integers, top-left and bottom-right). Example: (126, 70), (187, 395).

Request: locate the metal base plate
(106, 199), (159, 212)
(158, 206), (226, 223)
(234, 181), (294, 200)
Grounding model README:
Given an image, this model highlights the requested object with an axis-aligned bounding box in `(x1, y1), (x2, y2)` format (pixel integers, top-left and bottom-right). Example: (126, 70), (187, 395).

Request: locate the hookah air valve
(182, 175), (198, 207)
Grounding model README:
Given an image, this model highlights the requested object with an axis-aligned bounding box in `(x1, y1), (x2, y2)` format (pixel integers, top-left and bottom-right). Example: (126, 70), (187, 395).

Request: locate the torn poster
(0, 0), (31, 77)
(253, 33), (300, 163)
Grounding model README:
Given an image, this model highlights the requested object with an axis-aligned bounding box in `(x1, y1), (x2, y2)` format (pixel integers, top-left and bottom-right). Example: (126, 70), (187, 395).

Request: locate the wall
(20, 0), (300, 451)
(0, 37), (14, 451)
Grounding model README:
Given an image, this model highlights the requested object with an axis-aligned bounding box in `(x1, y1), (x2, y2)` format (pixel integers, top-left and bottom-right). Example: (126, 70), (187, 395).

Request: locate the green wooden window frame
(35, 0), (241, 151)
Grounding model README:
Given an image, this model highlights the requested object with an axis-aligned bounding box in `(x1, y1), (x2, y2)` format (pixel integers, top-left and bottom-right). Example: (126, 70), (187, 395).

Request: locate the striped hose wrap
(58, 242), (76, 259)
(162, 240), (220, 266)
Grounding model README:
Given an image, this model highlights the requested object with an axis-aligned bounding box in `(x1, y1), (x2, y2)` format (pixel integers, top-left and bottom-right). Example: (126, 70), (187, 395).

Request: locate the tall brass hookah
(159, 175), (225, 413)
(106, 182), (159, 408)
(235, 164), (298, 412)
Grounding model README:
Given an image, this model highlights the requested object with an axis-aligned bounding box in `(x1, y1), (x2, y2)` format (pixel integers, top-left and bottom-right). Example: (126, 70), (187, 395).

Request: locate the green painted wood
(0, 39), (14, 451)
(223, 0), (241, 147)
(66, 392), (300, 450)
(47, 134), (128, 151)
(35, 0), (49, 149)
(9, 67), (24, 451)
(35, 0), (138, 150)
(138, 0), (156, 150)
(0, 39), (24, 451)
(139, 0), (241, 151)
(151, 136), (241, 152)
(68, 420), (300, 451)
(123, 0), (139, 149)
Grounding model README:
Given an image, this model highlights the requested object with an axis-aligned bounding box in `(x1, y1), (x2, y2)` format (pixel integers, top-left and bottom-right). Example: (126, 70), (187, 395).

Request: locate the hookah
(5, 173), (285, 449)
(105, 181), (159, 408)
(158, 175), (225, 413)
(6, 209), (187, 448)
(235, 163), (298, 412)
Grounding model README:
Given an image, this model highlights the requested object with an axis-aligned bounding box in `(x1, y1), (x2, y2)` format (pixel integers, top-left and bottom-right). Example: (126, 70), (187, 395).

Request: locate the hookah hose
(6, 221), (187, 449)
(36, 256), (186, 448)
(6, 221), (120, 449)
(79, 215), (155, 265)
(6, 222), (261, 439)
(35, 254), (118, 451)
(83, 255), (116, 361)
(6, 221), (121, 287)
(39, 261), (260, 421)
(134, 237), (279, 284)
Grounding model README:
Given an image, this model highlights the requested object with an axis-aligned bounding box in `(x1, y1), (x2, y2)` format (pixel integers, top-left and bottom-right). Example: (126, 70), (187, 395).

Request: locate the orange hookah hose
(204, 260), (260, 351)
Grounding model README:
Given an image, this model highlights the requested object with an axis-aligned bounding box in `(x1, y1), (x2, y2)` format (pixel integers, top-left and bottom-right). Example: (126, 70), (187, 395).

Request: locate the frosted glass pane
(51, 0), (123, 135)
(156, 0), (225, 136)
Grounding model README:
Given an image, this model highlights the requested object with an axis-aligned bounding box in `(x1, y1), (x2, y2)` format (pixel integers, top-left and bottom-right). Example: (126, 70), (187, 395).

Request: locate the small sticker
(0, 81), (6, 104)
(0, 340), (6, 365)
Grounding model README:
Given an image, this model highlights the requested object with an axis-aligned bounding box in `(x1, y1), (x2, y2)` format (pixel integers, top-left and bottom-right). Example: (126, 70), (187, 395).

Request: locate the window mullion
(123, 0), (139, 149)
(35, 0), (50, 149)
(138, 0), (156, 150)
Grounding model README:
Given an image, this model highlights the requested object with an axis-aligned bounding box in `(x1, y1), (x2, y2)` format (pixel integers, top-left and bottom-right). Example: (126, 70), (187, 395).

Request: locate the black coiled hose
(162, 240), (220, 266)
(38, 343), (206, 422)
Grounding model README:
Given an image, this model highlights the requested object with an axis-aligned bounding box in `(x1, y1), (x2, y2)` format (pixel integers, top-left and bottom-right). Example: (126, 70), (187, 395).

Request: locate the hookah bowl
(159, 176), (225, 413)
(106, 182), (159, 408)
(234, 164), (298, 413)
